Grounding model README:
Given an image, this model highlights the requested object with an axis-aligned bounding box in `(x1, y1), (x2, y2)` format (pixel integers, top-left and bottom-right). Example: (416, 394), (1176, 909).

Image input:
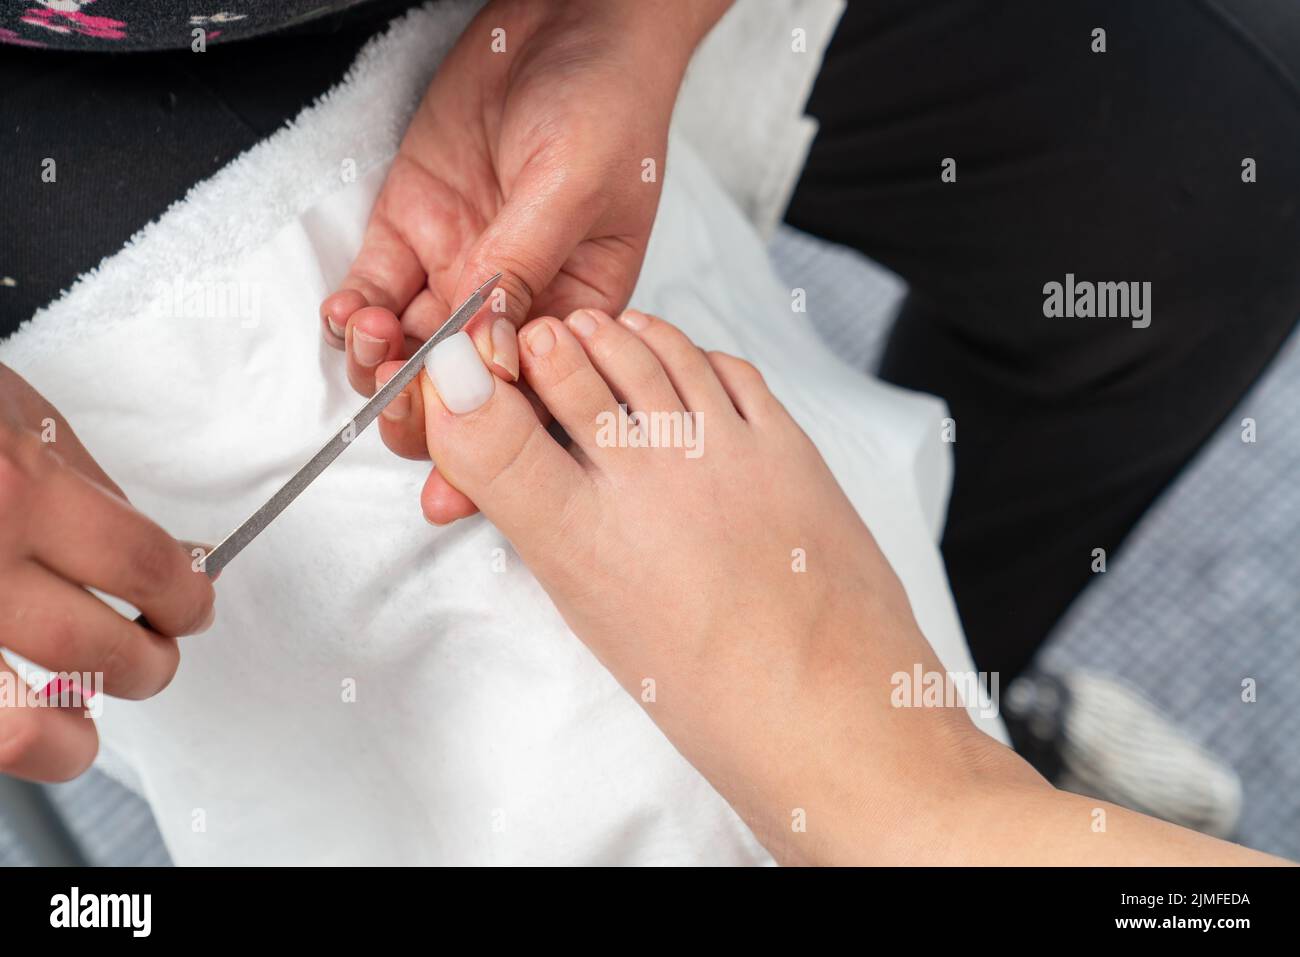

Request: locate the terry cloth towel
(0, 0), (1001, 865)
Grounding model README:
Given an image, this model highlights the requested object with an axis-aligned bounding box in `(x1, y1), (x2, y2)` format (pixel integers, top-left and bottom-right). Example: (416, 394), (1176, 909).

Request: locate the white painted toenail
(425, 331), (495, 413)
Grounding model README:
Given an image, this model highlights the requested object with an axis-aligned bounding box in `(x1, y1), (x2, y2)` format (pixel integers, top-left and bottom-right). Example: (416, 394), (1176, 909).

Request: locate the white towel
(1, 0), (1002, 865)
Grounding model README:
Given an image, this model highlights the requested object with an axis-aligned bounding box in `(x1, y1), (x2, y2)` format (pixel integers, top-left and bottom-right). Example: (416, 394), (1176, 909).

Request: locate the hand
(0, 365), (215, 782)
(411, 308), (1283, 866)
(318, 0), (729, 524)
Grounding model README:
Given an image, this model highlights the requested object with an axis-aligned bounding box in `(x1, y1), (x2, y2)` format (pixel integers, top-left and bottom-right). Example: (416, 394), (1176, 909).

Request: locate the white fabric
(675, 0), (847, 237)
(1, 0), (1003, 865)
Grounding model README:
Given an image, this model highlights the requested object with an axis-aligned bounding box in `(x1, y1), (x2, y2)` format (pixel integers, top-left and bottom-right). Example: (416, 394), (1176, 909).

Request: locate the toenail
(568, 310), (599, 337)
(381, 389), (410, 421)
(491, 318), (519, 381)
(425, 331), (495, 413)
(526, 322), (556, 357)
(353, 330), (388, 367)
(620, 310), (651, 331)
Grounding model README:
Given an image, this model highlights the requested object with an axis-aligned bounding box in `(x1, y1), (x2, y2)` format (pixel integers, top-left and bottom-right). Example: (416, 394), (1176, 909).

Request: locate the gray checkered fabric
(770, 224), (1299, 859)
(44, 770), (172, 866)
(0, 770), (170, 867)
(1036, 332), (1300, 858)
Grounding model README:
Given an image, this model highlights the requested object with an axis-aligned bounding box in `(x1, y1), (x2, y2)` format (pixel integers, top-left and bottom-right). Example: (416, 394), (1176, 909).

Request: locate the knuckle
(95, 626), (140, 697)
(0, 433), (45, 515)
(483, 423), (548, 493)
(125, 536), (184, 605)
(148, 639), (181, 695)
(544, 350), (592, 397)
(629, 355), (667, 395)
(592, 328), (640, 367)
(0, 456), (29, 517)
(472, 263), (536, 318)
(39, 609), (80, 665)
(0, 709), (42, 772)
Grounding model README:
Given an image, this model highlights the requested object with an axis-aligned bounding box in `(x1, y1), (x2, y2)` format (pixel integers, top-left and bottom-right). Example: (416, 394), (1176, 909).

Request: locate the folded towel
(0, 0), (1001, 865)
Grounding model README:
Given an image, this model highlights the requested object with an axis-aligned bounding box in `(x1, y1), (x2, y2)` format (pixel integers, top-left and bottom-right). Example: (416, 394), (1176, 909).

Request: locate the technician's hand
(0, 365), (215, 782)
(318, 0), (730, 524)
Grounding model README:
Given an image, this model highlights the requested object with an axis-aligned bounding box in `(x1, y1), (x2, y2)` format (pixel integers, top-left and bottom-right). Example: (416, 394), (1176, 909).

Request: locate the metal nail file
(200, 273), (501, 581)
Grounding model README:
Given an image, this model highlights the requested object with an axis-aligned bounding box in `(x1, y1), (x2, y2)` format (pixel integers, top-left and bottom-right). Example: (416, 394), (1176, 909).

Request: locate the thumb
(452, 172), (597, 378)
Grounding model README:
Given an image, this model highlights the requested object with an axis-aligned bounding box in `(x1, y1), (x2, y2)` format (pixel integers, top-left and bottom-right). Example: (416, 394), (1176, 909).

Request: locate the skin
(318, 0), (732, 524)
(415, 307), (1289, 866)
(3, 0), (1282, 863)
(0, 365), (215, 783)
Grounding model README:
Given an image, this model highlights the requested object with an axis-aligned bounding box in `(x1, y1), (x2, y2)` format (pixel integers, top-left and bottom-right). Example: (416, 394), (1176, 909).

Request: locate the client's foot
(418, 308), (1015, 863)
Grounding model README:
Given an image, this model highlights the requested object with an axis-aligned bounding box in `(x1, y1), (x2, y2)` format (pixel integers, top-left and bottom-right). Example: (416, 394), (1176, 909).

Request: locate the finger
(374, 360), (429, 460)
(516, 317), (623, 464)
(346, 306), (405, 397)
(450, 167), (600, 373)
(29, 465), (215, 638)
(616, 310), (735, 417)
(399, 289), (520, 390)
(562, 308), (684, 414)
(0, 654), (98, 782)
(530, 244), (639, 324)
(419, 346), (588, 544)
(320, 289), (367, 350)
(0, 562), (181, 700)
(705, 351), (779, 423)
(391, 286), (449, 343)
(0, 365), (126, 498)
(333, 208), (428, 320)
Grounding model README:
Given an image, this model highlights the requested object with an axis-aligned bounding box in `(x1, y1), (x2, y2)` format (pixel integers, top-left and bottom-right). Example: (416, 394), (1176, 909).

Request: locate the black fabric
(0, 0), (370, 51)
(787, 0), (1300, 680)
(2, 0), (1298, 685)
(0, 0), (427, 331)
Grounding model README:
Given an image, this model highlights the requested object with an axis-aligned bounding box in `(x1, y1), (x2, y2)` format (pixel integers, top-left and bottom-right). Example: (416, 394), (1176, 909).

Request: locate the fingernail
(425, 331), (495, 413)
(381, 389), (411, 421)
(526, 321), (556, 357)
(352, 330), (388, 368)
(620, 309), (650, 331)
(568, 309), (599, 337)
(491, 318), (519, 381)
(325, 314), (344, 339)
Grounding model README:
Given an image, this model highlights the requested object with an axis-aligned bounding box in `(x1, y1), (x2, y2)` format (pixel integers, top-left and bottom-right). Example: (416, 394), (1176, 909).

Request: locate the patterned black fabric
(0, 0), (373, 51)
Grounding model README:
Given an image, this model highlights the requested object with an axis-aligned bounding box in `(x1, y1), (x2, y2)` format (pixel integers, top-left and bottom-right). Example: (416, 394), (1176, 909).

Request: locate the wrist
(571, 0), (731, 73)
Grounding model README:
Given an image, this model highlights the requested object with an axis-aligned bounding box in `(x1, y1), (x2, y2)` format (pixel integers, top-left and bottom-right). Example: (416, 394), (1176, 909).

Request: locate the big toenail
(425, 331), (495, 413)
(527, 322), (556, 357)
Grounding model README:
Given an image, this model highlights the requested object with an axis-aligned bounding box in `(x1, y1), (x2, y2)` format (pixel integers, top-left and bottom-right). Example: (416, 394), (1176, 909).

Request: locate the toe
(563, 309), (685, 415)
(517, 317), (624, 464)
(705, 351), (779, 423)
(616, 310), (735, 418)
(419, 347), (588, 545)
